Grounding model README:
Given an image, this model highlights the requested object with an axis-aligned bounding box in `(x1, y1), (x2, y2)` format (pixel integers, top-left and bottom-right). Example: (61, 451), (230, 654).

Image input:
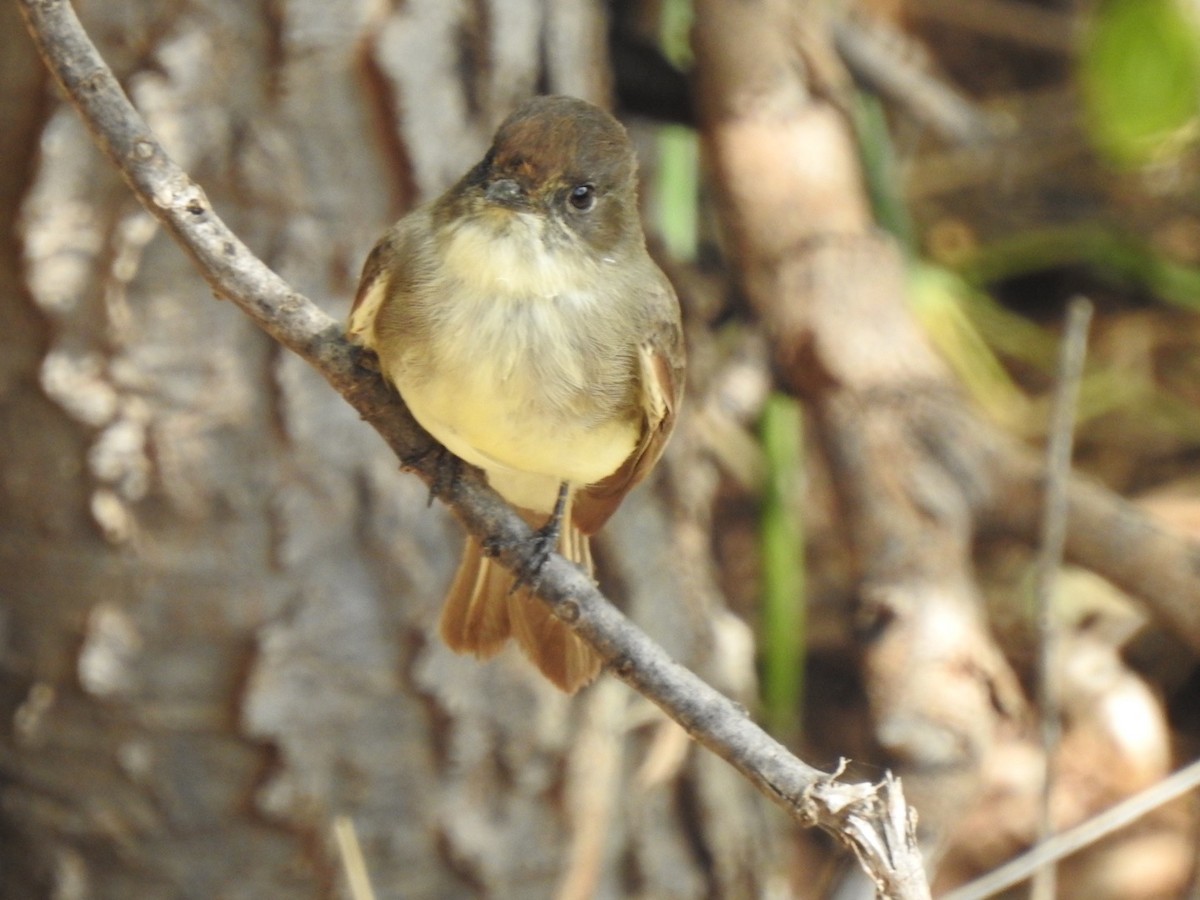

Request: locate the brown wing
(347, 236), (396, 348)
(348, 210), (434, 347)
(572, 309), (684, 535)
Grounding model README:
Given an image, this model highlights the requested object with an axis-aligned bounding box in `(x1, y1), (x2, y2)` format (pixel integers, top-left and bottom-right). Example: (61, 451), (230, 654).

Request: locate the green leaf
(759, 393), (805, 740)
(854, 92), (915, 251)
(1080, 0), (1200, 165)
(656, 0), (698, 261)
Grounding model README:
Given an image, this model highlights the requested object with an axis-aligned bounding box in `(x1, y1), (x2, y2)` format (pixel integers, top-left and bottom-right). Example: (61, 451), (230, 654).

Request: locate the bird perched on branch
(350, 95), (684, 692)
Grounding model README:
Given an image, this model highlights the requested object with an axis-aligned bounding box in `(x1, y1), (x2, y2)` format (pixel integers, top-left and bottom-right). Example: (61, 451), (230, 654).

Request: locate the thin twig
(944, 757), (1200, 900)
(833, 18), (996, 146)
(904, 0), (1078, 54)
(15, 0), (929, 894)
(1031, 296), (1092, 900)
(333, 816), (378, 900)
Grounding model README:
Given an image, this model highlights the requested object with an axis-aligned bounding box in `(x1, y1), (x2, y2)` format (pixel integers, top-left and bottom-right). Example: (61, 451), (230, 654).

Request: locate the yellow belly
(401, 367), (637, 511)
(388, 284), (639, 512)
(374, 214), (642, 511)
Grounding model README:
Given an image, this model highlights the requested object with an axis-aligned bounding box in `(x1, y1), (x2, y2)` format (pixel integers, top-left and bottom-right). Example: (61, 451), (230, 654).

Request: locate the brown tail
(439, 512), (602, 693)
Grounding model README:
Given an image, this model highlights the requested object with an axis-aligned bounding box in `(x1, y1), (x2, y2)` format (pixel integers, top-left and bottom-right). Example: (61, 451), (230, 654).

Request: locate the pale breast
(404, 319), (637, 496)
(397, 298), (640, 496)
(373, 215), (644, 503)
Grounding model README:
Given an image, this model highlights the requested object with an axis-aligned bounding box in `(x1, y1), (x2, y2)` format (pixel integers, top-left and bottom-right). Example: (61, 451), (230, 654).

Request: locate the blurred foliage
(962, 224), (1200, 314)
(911, 254), (1200, 445)
(854, 92), (916, 251)
(846, 0), (1200, 455)
(657, 127), (700, 261)
(656, 0), (699, 261)
(647, 0), (1200, 743)
(759, 392), (806, 741)
(909, 263), (1037, 432)
(1079, 0), (1200, 166)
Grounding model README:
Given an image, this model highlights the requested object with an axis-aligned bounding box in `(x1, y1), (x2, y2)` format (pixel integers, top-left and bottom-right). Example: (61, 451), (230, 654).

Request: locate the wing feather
(572, 307), (683, 535)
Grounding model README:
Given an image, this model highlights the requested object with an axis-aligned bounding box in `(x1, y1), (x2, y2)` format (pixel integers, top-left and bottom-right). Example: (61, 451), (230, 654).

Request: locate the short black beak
(485, 178), (524, 207)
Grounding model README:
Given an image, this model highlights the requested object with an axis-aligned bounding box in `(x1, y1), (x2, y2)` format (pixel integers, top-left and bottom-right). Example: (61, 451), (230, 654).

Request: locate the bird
(349, 95), (684, 691)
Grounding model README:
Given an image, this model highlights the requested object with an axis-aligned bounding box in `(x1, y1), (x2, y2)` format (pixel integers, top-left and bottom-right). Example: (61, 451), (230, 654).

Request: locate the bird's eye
(568, 184), (596, 212)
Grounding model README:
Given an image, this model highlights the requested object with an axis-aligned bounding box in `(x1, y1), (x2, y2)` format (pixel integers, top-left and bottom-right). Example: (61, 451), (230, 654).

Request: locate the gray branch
(17, 0), (929, 894)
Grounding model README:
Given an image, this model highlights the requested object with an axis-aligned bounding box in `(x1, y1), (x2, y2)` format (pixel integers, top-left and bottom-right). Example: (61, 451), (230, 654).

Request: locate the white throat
(439, 214), (598, 300)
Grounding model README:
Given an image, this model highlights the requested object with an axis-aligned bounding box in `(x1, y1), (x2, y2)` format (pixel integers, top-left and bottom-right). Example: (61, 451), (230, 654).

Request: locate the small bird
(349, 95), (684, 692)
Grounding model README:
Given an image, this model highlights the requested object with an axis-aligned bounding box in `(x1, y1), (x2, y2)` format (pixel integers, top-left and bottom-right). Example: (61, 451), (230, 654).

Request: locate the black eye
(568, 184), (596, 211)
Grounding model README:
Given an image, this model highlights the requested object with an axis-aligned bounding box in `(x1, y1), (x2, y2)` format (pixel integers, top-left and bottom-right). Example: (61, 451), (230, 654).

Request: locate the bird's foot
(493, 482), (569, 594)
(401, 442), (462, 507)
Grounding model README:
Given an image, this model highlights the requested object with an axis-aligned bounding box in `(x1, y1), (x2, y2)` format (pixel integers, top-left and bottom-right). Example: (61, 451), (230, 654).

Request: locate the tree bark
(0, 1), (785, 897)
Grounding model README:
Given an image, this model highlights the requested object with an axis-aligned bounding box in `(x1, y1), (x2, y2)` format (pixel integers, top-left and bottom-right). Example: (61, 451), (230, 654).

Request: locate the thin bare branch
(945, 757), (1200, 900)
(15, 0), (929, 893)
(981, 434), (1200, 654)
(333, 816), (378, 900)
(905, 0), (1077, 54)
(833, 18), (996, 146)
(1031, 296), (1093, 900)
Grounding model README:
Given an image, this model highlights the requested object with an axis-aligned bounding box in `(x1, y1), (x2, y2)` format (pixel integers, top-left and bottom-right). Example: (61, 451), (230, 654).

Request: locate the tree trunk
(0, 1), (775, 897)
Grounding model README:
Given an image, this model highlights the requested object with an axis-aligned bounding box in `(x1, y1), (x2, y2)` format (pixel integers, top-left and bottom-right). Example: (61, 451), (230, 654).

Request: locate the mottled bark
(0, 1), (783, 897)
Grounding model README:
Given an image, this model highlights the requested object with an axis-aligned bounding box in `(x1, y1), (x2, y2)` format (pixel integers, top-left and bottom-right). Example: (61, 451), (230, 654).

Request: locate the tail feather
(438, 509), (602, 693)
(440, 534), (512, 658)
